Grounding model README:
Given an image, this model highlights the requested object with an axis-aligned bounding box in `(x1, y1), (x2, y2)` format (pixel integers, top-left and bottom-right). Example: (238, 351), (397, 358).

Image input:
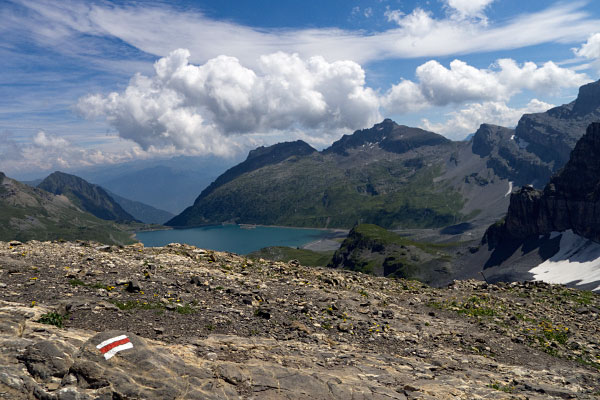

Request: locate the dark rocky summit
(485, 122), (600, 245)
(515, 80), (600, 170)
(324, 119), (451, 156)
(0, 240), (599, 398)
(193, 140), (315, 202)
(167, 140), (316, 227)
(38, 172), (138, 223)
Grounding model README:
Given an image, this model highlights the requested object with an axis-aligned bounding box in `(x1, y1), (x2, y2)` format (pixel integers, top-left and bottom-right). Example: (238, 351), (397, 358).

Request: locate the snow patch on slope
(504, 181), (513, 197)
(530, 230), (600, 291)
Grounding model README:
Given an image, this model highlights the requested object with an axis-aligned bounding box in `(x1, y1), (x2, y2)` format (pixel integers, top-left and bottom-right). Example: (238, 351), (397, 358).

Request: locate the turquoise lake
(135, 225), (332, 254)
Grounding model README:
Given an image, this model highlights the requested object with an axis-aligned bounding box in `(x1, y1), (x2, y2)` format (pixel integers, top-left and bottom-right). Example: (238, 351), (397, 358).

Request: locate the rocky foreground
(0, 241), (599, 399)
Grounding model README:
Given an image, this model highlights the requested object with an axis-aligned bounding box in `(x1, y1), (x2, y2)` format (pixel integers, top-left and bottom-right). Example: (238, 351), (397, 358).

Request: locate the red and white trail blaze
(96, 335), (133, 360)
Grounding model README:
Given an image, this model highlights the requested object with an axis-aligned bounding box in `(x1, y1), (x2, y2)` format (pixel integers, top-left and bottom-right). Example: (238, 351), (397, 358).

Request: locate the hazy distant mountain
(73, 156), (237, 214)
(0, 172), (134, 244)
(38, 172), (138, 223)
(104, 189), (174, 224)
(167, 79), (600, 232)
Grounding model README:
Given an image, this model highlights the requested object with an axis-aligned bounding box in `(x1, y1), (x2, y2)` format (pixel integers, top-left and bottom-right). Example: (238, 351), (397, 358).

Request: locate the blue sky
(1, 0), (600, 177)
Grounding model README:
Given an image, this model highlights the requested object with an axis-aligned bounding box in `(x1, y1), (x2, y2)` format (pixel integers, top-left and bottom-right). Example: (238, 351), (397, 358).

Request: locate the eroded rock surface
(0, 240), (599, 399)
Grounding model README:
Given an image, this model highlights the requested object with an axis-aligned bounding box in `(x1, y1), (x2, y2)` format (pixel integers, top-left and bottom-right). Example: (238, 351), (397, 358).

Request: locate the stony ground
(0, 240), (599, 399)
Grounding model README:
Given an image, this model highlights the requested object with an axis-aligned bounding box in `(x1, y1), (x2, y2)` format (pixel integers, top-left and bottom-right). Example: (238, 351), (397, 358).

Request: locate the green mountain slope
(168, 121), (467, 229)
(38, 172), (138, 222)
(0, 172), (135, 244)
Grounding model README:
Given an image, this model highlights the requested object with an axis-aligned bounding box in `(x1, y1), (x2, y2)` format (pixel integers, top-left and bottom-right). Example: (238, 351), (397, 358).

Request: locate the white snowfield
(530, 230), (600, 292)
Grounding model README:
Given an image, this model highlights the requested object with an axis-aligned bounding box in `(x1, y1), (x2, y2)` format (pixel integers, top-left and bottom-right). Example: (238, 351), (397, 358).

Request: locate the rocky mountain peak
(246, 140), (316, 161)
(514, 79), (600, 168)
(168, 140), (317, 221)
(545, 122), (600, 201)
(572, 80), (600, 116)
(325, 119), (450, 155)
(38, 171), (138, 222)
(471, 124), (515, 157)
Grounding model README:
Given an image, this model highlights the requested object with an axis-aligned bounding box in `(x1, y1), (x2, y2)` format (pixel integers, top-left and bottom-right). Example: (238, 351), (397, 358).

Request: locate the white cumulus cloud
(77, 49), (381, 155)
(573, 33), (600, 71)
(574, 32), (600, 59)
(421, 99), (554, 139)
(384, 58), (589, 112)
(0, 131), (138, 176)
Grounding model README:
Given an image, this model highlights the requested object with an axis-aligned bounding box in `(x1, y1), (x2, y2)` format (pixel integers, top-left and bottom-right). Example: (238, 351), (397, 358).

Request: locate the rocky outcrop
(0, 240), (599, 398)
(484, 122), (600, 245)
(38, 171), (138, 222)
(328, 224), (451, 283)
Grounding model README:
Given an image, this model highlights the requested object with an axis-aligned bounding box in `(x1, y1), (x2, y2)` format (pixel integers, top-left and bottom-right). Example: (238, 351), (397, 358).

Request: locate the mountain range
(73, 156), (237, 214)
(166, 79), (600, 233)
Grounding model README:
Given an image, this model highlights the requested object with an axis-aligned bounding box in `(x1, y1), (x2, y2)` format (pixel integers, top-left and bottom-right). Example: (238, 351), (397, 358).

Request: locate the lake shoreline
(134, 224), (345, 255)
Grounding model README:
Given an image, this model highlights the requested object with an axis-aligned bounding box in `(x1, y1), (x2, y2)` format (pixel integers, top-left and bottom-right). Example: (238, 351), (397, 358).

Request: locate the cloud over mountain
(421, 99), (554, 137)
(76, 47), (591, 150)
(77, 49), (380, 155)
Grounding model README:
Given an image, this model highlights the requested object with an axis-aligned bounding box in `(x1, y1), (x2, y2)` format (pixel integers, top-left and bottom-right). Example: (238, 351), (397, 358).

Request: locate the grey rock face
(485, 122), (600, 243)
(471, 124), (552, 186)
(515, 80), (600, 169)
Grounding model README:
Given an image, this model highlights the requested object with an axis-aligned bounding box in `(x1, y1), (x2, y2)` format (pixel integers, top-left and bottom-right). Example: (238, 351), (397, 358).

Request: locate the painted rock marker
(96, 335), (133, 360)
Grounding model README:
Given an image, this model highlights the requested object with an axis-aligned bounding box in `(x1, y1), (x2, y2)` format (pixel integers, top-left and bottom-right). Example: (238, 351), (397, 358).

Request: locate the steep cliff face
(515, 80), (600, 168)
(485, 122), (600, 245)
(471, 124), (552, 186)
